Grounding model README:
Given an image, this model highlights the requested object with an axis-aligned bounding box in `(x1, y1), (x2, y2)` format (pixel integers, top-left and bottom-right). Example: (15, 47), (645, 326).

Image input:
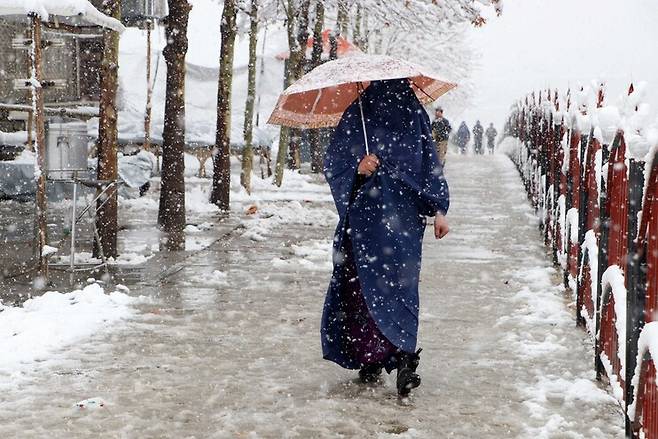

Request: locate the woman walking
(321, 79), (450, 397)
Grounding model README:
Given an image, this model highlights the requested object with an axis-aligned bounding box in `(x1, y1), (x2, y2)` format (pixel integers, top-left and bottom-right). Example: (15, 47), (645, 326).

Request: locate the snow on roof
(0, 0), (125, 33)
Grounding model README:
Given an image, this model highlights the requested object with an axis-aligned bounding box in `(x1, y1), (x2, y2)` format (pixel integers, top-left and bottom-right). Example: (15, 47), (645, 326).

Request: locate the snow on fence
(504, 82), (658, 438)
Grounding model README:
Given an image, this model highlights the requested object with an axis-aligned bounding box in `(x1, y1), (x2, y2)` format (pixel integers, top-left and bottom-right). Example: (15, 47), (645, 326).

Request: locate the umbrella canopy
(268, 54), (457, 129)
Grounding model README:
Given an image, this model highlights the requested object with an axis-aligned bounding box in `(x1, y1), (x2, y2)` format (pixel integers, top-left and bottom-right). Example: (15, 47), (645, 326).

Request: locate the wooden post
(30, 14), (48, 278)
(625, 158), (647, 435)
(144, 19), (153, 152)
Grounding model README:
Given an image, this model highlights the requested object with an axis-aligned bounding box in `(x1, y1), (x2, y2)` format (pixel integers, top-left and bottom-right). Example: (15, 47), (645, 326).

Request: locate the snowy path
(0, 154), (623, 438)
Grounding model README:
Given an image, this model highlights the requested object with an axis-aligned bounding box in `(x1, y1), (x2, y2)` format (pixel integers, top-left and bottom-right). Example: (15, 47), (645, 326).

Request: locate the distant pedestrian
(473, 120), (484, 155)
(455, 122), (470, 154)
(431, 107), (452, 164)
(485, 123), (498, 154)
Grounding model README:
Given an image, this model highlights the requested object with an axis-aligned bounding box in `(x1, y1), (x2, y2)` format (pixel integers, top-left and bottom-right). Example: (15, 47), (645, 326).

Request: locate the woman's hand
(434, 214), (449, 239)
(357, 154), (380, 177)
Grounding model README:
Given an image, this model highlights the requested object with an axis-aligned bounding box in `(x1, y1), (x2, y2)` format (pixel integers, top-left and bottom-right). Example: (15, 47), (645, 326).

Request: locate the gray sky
(455, 0), (658, 130)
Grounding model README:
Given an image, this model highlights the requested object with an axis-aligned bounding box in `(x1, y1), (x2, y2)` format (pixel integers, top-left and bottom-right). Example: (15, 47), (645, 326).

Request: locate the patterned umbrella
(268, 54), (457, 130)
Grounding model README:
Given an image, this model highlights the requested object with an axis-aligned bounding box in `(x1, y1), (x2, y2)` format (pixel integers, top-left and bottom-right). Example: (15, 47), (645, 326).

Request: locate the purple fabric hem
(341, 237), (397, 367)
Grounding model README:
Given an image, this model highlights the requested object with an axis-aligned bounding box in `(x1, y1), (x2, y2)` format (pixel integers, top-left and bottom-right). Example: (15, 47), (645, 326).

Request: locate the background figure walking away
(473, 120), (484, 155)
(431, 107), (452, 164)
(455, 122), (470, 154)
(485, 123), (498, 154)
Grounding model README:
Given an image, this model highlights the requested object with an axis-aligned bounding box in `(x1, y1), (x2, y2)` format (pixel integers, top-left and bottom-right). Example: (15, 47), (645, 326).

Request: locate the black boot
(358, 363), (383, 383)
(396, 348), (422, 397)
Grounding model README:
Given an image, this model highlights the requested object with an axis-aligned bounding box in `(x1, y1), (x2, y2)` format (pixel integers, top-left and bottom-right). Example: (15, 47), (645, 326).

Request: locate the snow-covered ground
(0, 282), (138, 388)
(0, 153), (623, 438)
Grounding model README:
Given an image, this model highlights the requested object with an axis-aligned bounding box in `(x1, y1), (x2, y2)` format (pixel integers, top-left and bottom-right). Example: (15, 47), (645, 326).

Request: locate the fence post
(576, 134), (589, 327)
(595, 143), (611, 379)
(552, 121), (562, 266)
(625, 158), (646, 437)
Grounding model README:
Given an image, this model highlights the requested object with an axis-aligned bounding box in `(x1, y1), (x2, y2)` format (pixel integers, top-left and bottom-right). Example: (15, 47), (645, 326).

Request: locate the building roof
(0, 0), (125, 32)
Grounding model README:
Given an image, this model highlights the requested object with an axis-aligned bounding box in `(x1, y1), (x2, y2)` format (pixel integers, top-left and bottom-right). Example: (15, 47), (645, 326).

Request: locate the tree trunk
(336, 0), (349, 37)
(274, 0), (310, 185)
(210, 0), (237, 209)
(158, 0), (191, 251)
(353, 5), (362, 49)
(274, 0), (301, 186)
(288, 0), (311, 170)
(309, 1), (324, 174)
(241, 0), (258, 194)
(95, 0), (121, 259)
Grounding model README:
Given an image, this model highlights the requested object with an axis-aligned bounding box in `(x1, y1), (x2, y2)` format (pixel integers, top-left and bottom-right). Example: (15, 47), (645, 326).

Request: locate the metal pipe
(357, 82), (370, 155)
(69, 180), (77, 285)
(144, 20), (153, 152)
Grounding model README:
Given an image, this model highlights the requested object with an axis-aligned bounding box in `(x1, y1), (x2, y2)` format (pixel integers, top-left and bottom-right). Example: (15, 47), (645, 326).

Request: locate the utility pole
(29, 14), (48, 278)
(144, 19), (153, 152)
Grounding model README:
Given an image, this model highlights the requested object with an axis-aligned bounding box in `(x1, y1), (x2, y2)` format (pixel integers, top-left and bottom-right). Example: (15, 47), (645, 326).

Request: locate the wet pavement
(0, 155), (624, 438)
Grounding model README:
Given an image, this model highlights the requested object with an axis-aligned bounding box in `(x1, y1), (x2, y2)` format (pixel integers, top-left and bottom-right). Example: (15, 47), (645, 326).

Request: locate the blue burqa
(321, 79), (450, 369)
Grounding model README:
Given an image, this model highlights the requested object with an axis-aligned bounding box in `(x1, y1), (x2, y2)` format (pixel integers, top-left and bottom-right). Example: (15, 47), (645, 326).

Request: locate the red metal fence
(505, 86), (658, 438)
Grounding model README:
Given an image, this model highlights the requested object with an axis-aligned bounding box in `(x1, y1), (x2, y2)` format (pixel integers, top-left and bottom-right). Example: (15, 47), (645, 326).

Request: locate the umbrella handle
(357, 84), (370, 155)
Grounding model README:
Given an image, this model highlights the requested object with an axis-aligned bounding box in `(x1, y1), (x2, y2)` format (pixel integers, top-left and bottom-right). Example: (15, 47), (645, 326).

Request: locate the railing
(504, 84), (658, 438)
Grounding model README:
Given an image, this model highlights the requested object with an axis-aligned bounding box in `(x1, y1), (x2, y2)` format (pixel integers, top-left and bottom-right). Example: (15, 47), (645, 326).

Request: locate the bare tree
(241, 0), (259, 194)
(308, 0), (324, 173)
(335, 0), (349, 37)
(273, 0), (310, 186)
(210, 0), (238, 209)
(158, 0), (192, 250)
(95, 0), (121, 259)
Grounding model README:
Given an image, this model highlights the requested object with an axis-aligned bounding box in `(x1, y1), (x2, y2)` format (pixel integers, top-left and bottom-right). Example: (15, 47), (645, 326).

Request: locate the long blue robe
(321, 79), (450, 369)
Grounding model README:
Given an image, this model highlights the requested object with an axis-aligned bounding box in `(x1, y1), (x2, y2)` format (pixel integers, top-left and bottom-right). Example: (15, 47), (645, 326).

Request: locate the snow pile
(0, 0), (125, 32)
(0, 283), (137, 379)
(499, 266), (572, 359)
(271, 238), (333, 272)
(205, 270), (228, 286)
(500, 263), (621, 437)
(628, 321), (658, 419)
(231, 168), (333, 204)
(0, 130), (28, 147)
(185, 184), (220, 214)
(600, 265), (627, 375)
(579, 230), (599, 336)
(50, 251), (152, 265)
(241, 200), (337, 242)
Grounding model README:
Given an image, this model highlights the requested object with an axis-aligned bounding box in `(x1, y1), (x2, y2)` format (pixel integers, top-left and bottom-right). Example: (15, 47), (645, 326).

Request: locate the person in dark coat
(473, 120), (484, 155)
(322, 79), (450, 397)
(431, 107), (451, 164)
(455, 122), (470, 154)
(485, 123), (498, 154)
